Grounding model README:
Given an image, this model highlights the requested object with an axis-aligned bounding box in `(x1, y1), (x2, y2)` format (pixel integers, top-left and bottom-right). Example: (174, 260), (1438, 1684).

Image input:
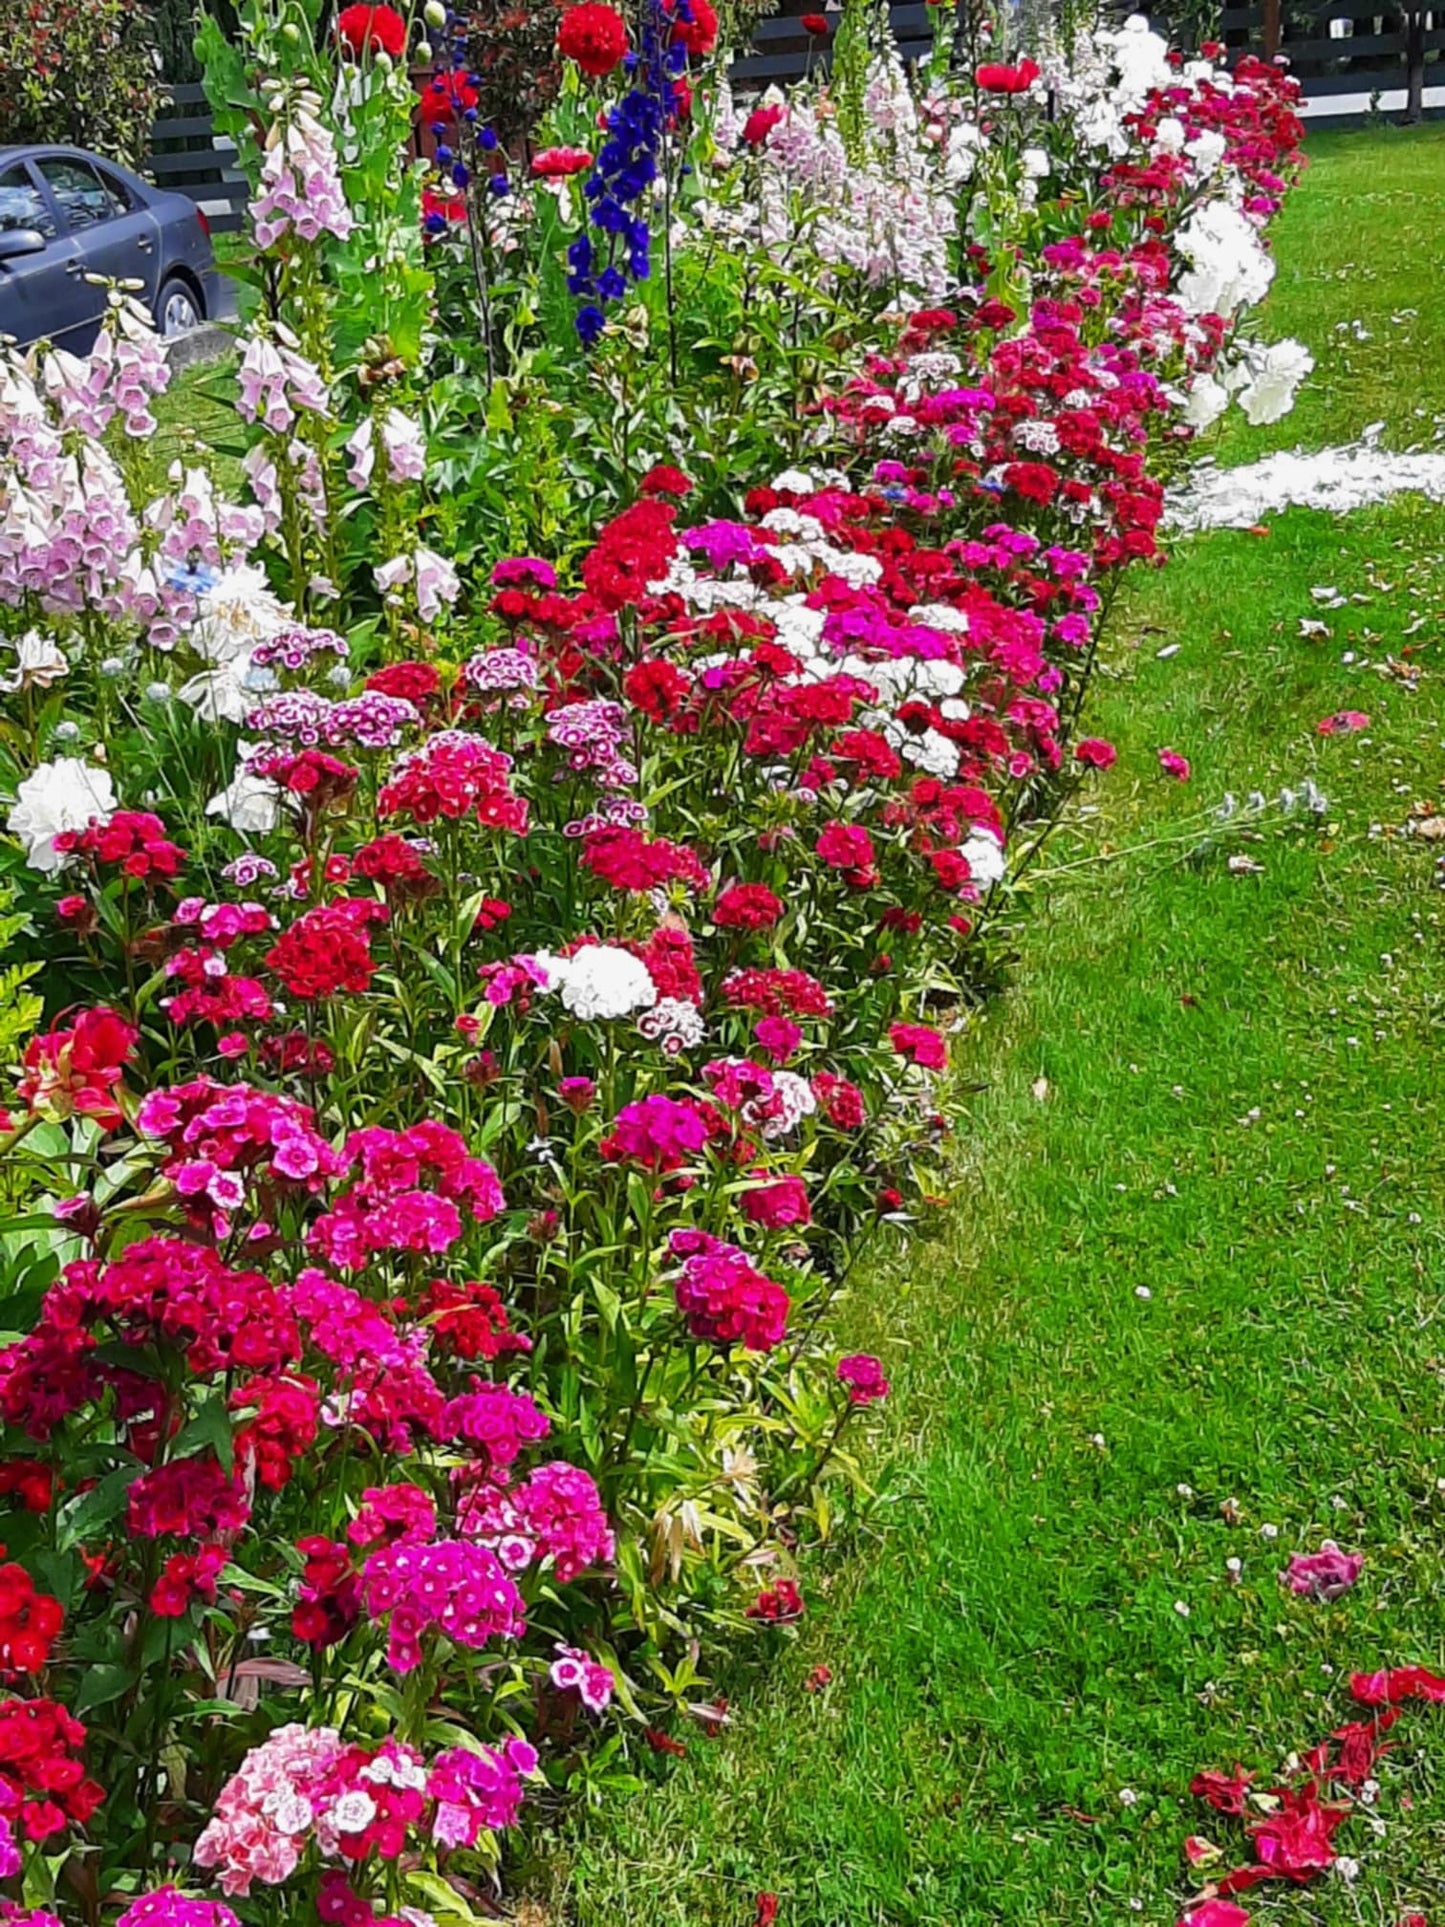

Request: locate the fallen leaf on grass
(1227, 855), (1265, 875)
(1031, 1075), (1050, 1101)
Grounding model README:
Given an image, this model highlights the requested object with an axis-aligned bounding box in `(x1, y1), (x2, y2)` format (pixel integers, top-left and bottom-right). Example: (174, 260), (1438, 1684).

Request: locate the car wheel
(158, 276), (202, 338)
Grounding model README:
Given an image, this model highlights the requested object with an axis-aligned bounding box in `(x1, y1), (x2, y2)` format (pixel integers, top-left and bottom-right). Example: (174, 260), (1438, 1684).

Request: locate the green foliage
(0, 0), (165, 168)
(0, 888), (41, 1089)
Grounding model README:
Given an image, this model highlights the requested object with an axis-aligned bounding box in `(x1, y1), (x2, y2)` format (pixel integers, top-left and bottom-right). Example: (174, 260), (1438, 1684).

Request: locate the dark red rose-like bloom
(1073, 737), (1117, 770)
(557, 2), (629, 75)
(801, 12), (829, 30)
(671, 0), (718, 56)
(336, 3), (407, 57)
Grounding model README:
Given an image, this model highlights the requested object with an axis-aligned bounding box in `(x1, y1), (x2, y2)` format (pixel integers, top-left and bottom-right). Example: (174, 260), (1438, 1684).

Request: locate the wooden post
(1262, 0), (1282, 58)
(1404, 6), (1426, 120)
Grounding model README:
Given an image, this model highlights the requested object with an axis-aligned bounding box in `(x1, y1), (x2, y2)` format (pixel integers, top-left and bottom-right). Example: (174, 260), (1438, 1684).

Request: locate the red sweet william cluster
(0, 1698), (105, 1841)
(265, 898), (388, 1001)
(0, 1566), (63, 1678)
(52, 809), (186, 881)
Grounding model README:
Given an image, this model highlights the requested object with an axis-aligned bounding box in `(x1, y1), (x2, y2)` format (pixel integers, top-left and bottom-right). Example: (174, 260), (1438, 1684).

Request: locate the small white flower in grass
(1134, 1285), (1152, 1300)
(1177, 1484), (1194, 1498)
(1118, 1787), (1138, 1807)
(1260, 1523), (1279, 1541)
(1174, 1600), (1190, 1618)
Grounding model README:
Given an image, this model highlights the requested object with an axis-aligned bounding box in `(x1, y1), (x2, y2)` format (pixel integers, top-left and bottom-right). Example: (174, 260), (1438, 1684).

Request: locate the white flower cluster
(535, 945), (658, 1021)
(7, 757), (117, 873)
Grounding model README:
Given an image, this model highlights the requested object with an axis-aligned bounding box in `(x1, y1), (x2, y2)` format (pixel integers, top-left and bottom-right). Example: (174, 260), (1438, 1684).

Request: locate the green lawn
(546, 127), (1445, 1927)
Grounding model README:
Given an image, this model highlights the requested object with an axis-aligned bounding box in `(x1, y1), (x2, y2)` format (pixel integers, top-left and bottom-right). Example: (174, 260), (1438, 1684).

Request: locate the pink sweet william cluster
(308, 1122), (505, 1269)
(669, 1229), (790, 1351)
(456, 1461), (614, 1581)
(360, 1539), (526, 1672)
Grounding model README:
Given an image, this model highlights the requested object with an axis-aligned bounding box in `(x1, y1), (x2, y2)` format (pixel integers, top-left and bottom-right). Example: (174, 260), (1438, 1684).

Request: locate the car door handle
(137, 235), (153, 252)
(65, 260), (84, 278)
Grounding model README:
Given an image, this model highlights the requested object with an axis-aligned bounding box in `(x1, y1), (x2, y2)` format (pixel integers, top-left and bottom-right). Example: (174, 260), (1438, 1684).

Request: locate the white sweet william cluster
(534, 945), (658, 1021)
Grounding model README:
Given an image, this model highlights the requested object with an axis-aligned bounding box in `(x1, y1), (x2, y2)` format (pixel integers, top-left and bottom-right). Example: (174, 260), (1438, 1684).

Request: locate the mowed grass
(546, 128), (1445, 1927)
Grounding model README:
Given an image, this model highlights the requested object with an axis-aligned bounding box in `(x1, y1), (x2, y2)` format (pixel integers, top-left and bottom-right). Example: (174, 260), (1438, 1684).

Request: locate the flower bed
(0, 2), (1307, 1919)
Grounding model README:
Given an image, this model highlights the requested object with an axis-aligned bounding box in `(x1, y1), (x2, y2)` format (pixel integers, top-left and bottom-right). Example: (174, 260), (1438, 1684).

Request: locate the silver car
(0, 143), (227, 350)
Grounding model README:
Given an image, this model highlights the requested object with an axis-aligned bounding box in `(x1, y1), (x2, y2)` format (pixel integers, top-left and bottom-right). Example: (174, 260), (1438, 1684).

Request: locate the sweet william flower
(1158, 748), (1191, 781)
(1074, 737), (1117, 770)
(837, 1354), (889, 1405)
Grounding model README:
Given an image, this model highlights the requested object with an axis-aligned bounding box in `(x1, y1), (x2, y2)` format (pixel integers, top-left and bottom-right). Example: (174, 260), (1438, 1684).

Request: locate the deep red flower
(557, 2), (629, 75)
(336, 3), (407, 57)
(0, 1566), (62, 1677)
(671, 0), (718, 56)
(743, 105), (784, 147)
(532, 146), (595, 178)
(266, 899), (388, 1002)
(714, 883), (784, 931)
(801, 11), (829, 29)
(1191, 1766), (1254, 1814)
(1074, 737), (1117, 770)
(975, 56), (1039, 91)
(639, 462), (694, 497)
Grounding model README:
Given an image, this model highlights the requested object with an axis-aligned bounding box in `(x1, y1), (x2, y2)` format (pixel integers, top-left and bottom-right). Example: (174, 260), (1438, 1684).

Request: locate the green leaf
(56, 1464), (139, 1552)
(172, 1391), (236, 1474)
(72, 1663), (138, 1716)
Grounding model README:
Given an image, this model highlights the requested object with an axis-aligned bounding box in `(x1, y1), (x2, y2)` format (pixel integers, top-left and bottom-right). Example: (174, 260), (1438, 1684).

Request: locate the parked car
(0, 143), (227, 352)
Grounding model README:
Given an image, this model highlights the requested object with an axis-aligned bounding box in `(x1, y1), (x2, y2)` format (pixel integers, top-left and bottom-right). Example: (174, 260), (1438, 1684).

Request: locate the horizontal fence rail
(147, 82), (249, 235)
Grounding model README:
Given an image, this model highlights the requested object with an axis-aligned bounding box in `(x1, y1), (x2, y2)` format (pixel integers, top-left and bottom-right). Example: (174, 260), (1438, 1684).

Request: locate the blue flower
(576, 305), (607, 345)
